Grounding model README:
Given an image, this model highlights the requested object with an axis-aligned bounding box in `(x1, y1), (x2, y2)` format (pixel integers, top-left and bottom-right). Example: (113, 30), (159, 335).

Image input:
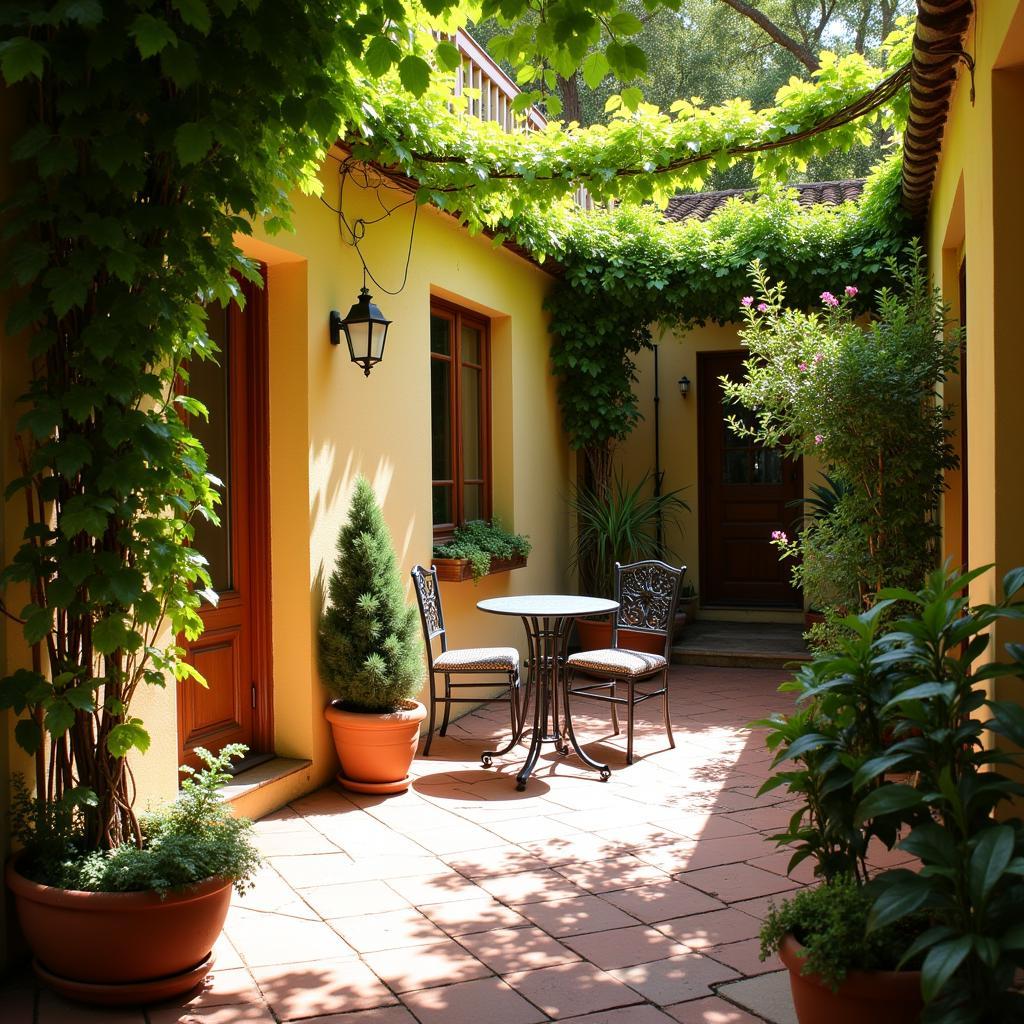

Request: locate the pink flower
(845, 285), (858, 298)
(821, 291), (839, 308)
(798, 361), (809, 372)
(757, 302), (769, 313)
(814, 434), (824, 445)
(771, 530), (787, 542)
(741, 296), (754, 308)
(813, 352), (824, 364)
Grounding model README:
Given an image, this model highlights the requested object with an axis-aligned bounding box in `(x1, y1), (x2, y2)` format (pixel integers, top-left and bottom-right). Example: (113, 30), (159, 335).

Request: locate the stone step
(671, 619), (812, 669)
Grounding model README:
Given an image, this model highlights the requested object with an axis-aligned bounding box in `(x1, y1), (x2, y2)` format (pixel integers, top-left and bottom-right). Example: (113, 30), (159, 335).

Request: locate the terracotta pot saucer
(336, 772), (412, 794)
(33, 953), (214, 1006)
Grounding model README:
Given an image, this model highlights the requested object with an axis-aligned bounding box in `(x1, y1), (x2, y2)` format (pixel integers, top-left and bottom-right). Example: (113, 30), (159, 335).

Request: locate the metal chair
(564, 560), (685, 765)
(410, 564), (522, 763)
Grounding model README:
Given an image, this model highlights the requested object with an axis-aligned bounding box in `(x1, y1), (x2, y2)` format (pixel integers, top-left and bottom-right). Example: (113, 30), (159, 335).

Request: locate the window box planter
(432, 554), (528, 582)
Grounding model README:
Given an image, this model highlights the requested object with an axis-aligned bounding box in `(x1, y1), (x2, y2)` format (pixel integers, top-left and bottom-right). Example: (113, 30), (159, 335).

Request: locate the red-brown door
(178, 275), (272, 774)
(698, 350), (802, 607)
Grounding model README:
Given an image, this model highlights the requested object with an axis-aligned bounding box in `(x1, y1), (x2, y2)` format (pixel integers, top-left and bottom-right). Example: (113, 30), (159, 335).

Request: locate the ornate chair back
(410, 564), (448, 660)
(611, 560), (687, 659)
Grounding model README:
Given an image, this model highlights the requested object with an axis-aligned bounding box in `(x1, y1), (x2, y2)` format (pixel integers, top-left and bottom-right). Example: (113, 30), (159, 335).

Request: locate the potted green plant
(432, 519), (532, 582)
(319, 477), (426, 794)
(756, 564), (1024, 1023)
(569, 469), (690, 653)
(6, 745), (259, 1004)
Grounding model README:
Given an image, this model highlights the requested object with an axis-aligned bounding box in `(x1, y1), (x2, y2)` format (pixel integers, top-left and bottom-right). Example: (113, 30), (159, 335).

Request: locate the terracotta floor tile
(253, 827), (340, 857)
(329, 907), (448, 952)
(410, 822), (508, 855)
(654, 908), (763, 950)
(483, 815), (589, 843)
(225, 908), (356, 967)
(556, 854), (670, 893)
(477, 867), (586, 904)
(36, 991), (146, 1023)
(725, 895), (784, 921)
(300, 878), (410, 919)
(609, 953), (739, 1004)
(663, 995), (765, 1023)
(211, 933), (245, 972)
(387, 870), (487, 906)
(639, 835), (776, 875)
(747, 850), (817, 885)
(399, 976), (547, 1024)
(236, 866), (321, 920)
(297, 1007), (420, 1024)
(518, 894), (641, 936)
(328, 854), (449, 882)
(560, 1007), (679, 1024)
(458, 925), (581, 973)
(602, 881), (725, 924)
(251, 956), (396, 1020)
(148, 1005), (277, 1024)
(504, 960), (645, 1018)
(364, 937), (492, 992)
(562, 924), (691, 970)
(2, 985), (34, 1024)
(418, 896), (529, 934)
(269, 852), (356, 888)
(705, 938), (779, 976)
(169, 967), (262, 1009)
(443, 845), (550, 878)
(652, 814), (757, 842)
(678, 864), (799, 904)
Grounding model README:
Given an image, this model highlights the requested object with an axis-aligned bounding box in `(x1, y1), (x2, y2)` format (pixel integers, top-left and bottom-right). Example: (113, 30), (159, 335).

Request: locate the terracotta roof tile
(663, 179), (865, 222)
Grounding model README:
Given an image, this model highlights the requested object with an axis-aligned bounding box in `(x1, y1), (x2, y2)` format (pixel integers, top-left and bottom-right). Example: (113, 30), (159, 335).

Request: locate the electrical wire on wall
(320, 156), (420, 296)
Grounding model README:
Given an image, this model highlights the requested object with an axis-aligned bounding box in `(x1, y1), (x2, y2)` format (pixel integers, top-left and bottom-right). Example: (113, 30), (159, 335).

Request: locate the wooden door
(698, 350), (802, 607)
(178, 275), (272, 774)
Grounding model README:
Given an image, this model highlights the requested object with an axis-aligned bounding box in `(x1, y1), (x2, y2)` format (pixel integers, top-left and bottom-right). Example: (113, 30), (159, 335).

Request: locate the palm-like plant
(569, 470), (690, 598)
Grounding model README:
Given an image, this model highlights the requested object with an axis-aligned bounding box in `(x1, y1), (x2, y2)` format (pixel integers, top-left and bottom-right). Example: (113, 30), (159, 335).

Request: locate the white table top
(477, 595), (619, 618)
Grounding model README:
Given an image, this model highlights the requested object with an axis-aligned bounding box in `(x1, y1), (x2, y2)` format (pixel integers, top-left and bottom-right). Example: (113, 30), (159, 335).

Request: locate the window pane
(463, 484), (482, 522)
(431, 359), (452, 480)
(461, 364), (482, 480)
(432, 485), (453, 527)
(723, 450), (749, 484)
(190, 304), (232, 595)
(461, 323), (481, 364)
(753, 449), (783, 484)
(430, 314), (450, 355)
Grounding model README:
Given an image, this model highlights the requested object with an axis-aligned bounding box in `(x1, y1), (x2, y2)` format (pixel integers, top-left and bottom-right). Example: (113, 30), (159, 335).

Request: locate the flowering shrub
(724, 245), (960, 638)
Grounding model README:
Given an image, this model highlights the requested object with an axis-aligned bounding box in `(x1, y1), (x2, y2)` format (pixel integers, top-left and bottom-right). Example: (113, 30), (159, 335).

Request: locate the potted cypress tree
(320, 477), (425, 794)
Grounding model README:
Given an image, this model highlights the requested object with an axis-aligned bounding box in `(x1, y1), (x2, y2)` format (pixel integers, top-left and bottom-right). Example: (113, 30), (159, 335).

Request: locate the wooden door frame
(242, 271), (274, 755)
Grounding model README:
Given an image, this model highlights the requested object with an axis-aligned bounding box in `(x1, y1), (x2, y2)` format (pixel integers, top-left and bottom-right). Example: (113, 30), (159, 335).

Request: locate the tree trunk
(558, 72), (582, 124)
(715, 0), (821, 72)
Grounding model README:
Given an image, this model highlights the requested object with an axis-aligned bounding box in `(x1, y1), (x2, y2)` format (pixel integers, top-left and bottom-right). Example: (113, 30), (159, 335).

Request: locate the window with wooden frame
(430, 302), (491, 536)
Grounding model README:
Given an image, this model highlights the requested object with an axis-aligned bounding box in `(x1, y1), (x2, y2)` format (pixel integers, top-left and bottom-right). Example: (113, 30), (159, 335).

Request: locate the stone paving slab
(8, 665), (810, 1024)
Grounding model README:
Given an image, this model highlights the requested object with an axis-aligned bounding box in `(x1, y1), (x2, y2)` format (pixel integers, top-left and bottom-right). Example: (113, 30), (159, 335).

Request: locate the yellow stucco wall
(617, 322), (818, 621)
(229, 153), (570, 807)
(927, 0), (1024, 677)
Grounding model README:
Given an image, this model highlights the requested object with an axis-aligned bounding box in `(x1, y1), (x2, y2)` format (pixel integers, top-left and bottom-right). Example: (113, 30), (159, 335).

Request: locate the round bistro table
(477, 595), (619, 790)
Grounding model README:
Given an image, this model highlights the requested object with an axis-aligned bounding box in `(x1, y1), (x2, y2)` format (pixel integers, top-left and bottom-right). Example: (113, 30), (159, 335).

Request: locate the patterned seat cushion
(433, 646), (519, 672)
(567, 648), (666, 677)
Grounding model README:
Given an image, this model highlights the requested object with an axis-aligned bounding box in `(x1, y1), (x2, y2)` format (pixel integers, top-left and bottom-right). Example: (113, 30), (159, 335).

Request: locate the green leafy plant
(569, 469), (689, 599)
(726, 244), (960, 634)
(12, 745), (260, 897)
(319, 477), (423, 713)
(757, 565), (1024, 1020)
(760, 875), (925, 990)
(433, 519), (532, 581)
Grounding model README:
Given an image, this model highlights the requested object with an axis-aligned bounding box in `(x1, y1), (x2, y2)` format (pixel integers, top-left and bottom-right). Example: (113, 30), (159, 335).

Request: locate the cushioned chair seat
(433, 646), (520, 672)
(567, 648), (666, 677)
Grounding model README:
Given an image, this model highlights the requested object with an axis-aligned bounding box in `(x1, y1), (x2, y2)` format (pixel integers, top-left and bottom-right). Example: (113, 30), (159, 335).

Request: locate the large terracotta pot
(779, 934), (923, 1024)
(325, 699), (427, 795)
(6, 862), (231, 1004)
(575, 617), (677, 655)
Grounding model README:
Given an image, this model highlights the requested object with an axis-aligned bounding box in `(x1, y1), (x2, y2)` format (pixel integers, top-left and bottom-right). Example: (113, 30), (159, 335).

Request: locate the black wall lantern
(330, 286), (392, 376)
(677, 375), (691, 398)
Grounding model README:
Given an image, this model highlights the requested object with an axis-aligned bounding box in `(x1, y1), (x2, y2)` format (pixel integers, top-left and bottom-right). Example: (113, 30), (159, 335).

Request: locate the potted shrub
(756, 565), (1024, 1023)
(432, 519), (532, 582)
(319, 477), (426, 794)
(569, 469), (690, 653)
(6, 745), (259, 1004)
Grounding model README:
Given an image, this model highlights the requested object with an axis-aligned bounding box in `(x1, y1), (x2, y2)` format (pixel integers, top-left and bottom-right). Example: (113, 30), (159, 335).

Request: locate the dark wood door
(178, 276), (272, 773)
(698, 350), (803, 607)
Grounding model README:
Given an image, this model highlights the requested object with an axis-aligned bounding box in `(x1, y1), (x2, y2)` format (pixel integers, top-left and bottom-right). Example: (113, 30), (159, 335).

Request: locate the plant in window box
(569, 469), (690, 652)
(319, 477), (426, 794)
(432, 519), (532, 583)
(756, 565), (1024, 1024)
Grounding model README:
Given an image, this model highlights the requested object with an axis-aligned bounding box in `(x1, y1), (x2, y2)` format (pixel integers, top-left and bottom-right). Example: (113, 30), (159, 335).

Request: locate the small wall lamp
(678, 375), (691, 399)
(329, 286), (392, 376)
